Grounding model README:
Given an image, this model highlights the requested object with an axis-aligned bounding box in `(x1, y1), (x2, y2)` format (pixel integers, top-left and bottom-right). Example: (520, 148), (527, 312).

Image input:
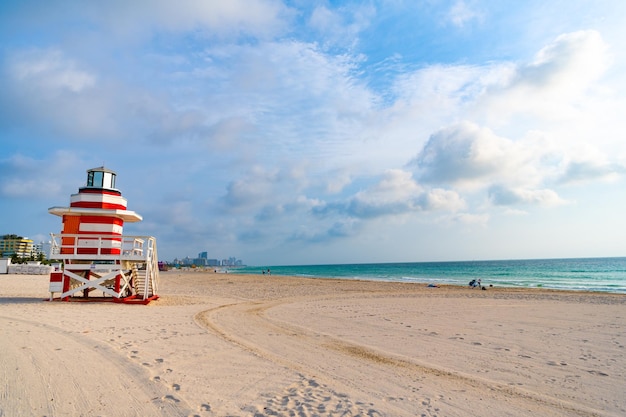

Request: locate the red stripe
(50, 272), (63, 282)
(78, 216), (123, 225)
(70, 201), (127, 210)
(76, 230), (123, 236)
(78, 188), (122, 196)
(76, 248), (121, 255)
(100, 248), (121, 255)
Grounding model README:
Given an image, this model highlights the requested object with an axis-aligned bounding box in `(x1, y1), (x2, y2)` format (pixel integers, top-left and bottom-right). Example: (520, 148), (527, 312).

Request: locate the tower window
(87, 171), (104, 187)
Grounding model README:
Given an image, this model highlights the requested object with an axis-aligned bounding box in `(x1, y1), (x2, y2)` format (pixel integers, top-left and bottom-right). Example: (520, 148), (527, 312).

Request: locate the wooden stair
(133, 267), (153, 298)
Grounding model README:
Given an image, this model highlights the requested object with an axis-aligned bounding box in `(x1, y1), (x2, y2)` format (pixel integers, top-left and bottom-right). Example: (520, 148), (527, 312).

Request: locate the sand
(1, 271), (625, 417)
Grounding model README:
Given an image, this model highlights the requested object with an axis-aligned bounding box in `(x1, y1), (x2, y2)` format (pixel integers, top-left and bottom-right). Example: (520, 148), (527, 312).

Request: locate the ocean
(234, 257), (626, 294)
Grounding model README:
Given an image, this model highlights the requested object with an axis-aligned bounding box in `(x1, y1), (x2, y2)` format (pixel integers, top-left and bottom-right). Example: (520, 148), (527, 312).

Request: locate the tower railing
(49, 233), (159, 301)
(49, 233), (155, 262)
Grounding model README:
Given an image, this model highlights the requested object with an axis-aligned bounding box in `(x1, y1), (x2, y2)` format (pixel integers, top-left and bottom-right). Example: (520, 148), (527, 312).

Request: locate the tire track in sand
(195, 296), (611, 417)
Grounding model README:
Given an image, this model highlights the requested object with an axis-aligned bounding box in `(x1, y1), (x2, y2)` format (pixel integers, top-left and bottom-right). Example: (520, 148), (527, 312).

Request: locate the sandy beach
(1, 271), (625, 417)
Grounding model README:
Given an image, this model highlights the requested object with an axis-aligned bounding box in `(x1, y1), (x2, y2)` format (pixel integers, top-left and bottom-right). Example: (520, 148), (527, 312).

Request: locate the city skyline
(171, 252), (245, 267)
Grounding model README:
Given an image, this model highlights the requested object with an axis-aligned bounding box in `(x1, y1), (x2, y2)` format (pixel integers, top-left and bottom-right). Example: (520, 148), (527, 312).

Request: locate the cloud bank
(1, 2), (625, 263)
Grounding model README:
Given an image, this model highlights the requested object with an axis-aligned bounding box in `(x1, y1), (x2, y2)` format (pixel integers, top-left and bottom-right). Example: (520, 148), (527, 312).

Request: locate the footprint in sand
(162, 394), (180, 403)
(587, 370), (609, 376)
(256, 377), (381, 417)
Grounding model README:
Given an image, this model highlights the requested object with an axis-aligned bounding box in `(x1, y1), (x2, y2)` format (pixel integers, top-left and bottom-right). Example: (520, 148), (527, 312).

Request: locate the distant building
(193, 251), (209, 266)
(35, 241), (48, 258)
(171, 254), (243, 268)
(0, 235), (36, 258)
(221, 257), (243, 267)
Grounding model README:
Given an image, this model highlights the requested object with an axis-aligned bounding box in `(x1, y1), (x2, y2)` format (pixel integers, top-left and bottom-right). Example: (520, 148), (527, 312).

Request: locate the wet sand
(1, 271), (625, 416)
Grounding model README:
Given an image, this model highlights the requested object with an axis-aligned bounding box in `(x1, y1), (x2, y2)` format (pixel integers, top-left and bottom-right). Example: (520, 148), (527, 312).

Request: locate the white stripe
(70, 193), (127, 207)
(48, 207), (143, 222)
(79, 223), (123, 234)
(77, 238), (122, 248)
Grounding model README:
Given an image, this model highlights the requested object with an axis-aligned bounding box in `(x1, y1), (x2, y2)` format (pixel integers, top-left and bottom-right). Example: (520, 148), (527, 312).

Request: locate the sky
(1, 0), (626, 266)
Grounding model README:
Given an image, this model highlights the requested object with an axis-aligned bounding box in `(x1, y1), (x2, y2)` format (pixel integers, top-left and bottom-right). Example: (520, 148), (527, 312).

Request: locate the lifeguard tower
(47, 167), (159, 304)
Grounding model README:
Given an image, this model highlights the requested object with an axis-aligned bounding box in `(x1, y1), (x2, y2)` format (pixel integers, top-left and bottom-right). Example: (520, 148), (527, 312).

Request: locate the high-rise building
(0, 235), (35, 258)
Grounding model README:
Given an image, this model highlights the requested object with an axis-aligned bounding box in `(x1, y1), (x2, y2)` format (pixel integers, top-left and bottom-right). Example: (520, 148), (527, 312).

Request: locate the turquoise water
(234, 257), (626, 293)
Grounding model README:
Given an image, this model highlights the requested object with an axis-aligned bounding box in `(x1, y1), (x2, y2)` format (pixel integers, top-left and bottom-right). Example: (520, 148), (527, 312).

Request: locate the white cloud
(447, 0), (482, 28)
(354, 169), (422, 204)
(1, 48), (124, 139)
(92, 0), (292, 39)
(392, 64), (484, 109)
(325, 170), (353, 194)
(8, 49), (96, 93)
(308, 3), (374, 49)
(221, 165), (279, 210)
(414, 122), (532, 187)
(560, 158), (624, 184)
(418, 188), (466, 212)
(527, 30), (609, 90)
(409, 120), (618, 209)
(482, 30), (611, 121)
(402, 28), (624, 213)
(2, 178), (62, 199)
(309, 6), (338, 31)
(488, 185), (567, 207)
(312, 169), (465, 221)
(288, 217), (361, 243)
(205, 27), (623, 244)
(189, 40), (377, 166)
(451, 212), (489, 226)
(0, 151), (84, 199)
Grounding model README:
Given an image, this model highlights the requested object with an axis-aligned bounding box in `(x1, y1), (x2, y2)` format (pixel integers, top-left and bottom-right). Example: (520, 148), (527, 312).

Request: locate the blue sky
(1, 0), (625, 265)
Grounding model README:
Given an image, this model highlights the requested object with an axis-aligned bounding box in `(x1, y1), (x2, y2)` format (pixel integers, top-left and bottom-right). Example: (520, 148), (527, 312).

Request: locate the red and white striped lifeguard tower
(47, 166), (159, 304)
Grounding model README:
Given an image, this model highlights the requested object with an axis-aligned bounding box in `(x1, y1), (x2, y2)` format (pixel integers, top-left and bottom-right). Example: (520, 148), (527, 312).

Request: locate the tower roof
(88, 166), (116, 174)
(48, 206), (143, 222)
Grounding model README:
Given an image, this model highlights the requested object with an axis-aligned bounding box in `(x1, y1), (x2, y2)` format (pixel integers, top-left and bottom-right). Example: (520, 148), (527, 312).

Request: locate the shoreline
(174, 267), (626, 296)
(228, 257), (626, 294)
(1, 272), (625, 416)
